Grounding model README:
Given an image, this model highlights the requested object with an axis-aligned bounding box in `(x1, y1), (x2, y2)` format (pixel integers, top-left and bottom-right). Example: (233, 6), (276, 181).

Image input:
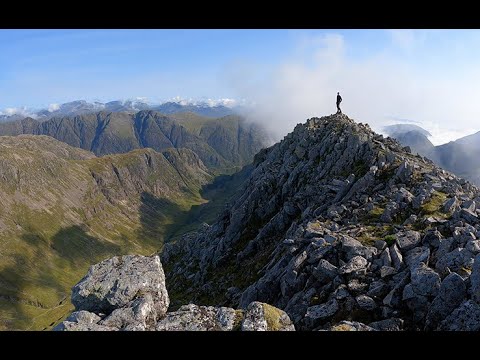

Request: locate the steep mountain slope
(172, 112), (273, 167)
(385, 124), (480, 185)
(434, 131), (480, 185)
(0, 111), (268, 174)
(383, 124), (435, 158)
(391, 130), (435, 159)
(0, 135), (212, 330)
(163, 113), (480, 330)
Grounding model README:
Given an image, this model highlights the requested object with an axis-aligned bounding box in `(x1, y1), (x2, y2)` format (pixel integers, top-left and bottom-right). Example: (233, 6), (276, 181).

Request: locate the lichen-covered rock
(304, 298), (339, 328)
(71, 255), (169, 317)
(156, 304), (240, 331)
(338, 256), (368, 275)
(53, 311), (116, 331)
(328, 321), (376, 331)
(241, 302), (295, 331)
(99, 294), (158, 331)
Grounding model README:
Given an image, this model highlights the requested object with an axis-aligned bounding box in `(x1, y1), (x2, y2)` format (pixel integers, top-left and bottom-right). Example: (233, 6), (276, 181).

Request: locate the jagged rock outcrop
(55, 255), (294, 331)
(71, 255), (170, 316)
(162, 113), (480, 331)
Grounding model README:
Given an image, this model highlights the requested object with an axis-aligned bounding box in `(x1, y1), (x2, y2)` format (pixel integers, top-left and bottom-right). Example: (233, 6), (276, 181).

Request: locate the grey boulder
(71, 255), (170, 317)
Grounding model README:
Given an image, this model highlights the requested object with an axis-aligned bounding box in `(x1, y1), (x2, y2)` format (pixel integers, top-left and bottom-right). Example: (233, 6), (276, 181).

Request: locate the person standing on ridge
(336, 92), (342, 113)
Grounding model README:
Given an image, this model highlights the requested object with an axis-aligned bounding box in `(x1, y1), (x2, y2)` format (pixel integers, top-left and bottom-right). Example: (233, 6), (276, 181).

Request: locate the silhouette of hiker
(336, 92), (342, 113)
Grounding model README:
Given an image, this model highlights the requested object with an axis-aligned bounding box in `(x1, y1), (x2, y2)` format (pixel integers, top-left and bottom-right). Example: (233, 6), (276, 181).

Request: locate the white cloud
(0, 106), (37, 118)
(167, 96), (240, 108)
(48, 103), (60, 112)
(225, 31), (480, 145)
(205, 98), (237, 108)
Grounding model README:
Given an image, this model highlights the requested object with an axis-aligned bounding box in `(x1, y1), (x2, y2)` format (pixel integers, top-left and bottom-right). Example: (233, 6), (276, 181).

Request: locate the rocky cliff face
(0, 110), (268, 174)
(162, 113), (480, 330)
(55, 255), (294, 331)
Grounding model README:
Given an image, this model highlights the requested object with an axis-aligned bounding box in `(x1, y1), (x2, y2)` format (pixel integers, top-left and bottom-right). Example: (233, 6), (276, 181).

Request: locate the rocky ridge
(55, 255), (294, 331)
(161, 113), (480, 330)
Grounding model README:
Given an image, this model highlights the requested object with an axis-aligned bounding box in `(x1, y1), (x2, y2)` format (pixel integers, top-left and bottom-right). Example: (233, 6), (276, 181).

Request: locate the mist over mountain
(384, 124), (432, 138)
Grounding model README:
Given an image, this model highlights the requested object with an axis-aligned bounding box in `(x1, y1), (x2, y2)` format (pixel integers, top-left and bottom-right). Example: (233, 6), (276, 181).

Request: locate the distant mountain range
(384, 124), (480, 185)
(0, 99), (239, 123)
(0, 110), (270, 174)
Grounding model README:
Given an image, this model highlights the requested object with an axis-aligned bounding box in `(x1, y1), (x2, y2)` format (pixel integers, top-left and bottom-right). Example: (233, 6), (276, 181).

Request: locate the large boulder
(71, 255), (169, 317)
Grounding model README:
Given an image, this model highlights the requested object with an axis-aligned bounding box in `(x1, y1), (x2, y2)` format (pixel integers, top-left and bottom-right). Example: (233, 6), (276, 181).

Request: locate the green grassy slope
(0, 135), (212, 330)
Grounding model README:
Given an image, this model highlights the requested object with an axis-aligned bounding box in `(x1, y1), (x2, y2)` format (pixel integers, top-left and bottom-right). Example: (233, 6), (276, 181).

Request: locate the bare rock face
(71, 255), (170, 317)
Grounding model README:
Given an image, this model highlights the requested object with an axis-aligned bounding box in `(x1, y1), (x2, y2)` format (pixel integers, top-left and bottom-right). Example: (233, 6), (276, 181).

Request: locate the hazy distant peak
(383, 123), (432, 137)
(0, 97), (244, 123)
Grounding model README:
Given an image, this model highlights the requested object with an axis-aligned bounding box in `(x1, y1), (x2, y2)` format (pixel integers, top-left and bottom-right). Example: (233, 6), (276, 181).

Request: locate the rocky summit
(159, 113), (480, 331)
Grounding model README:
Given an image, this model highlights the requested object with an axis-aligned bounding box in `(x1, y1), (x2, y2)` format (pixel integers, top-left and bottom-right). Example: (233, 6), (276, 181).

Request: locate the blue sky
(2, 29), (480, 143)
(0, 29), (296, 107)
